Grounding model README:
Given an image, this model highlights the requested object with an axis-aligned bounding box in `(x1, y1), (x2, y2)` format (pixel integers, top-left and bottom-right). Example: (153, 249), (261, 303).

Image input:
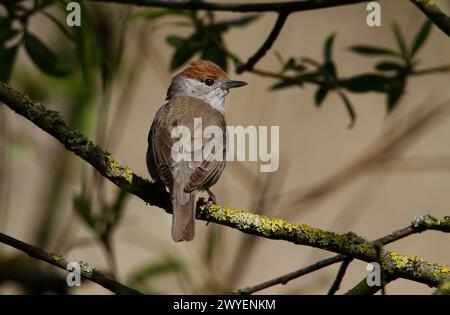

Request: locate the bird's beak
(224, 80), (247, 89)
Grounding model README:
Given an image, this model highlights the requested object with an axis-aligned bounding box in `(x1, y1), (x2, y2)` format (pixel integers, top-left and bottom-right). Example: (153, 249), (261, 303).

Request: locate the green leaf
(301, 57), (321, 68)
(74, 4), (101, 85)
(324, 34), (336, 63)
(320, 61), (336, 82)
(410, 20), (432, 57)
(0, 29), (18, 43)
(350, 45), (398, 57)
(42, 11), (75, 41)
(166, 35), (184, 48)
(73, 194), (97, 230)
(0, 45), (18, 83)
(283, 58), (306, 72)
(24, 33), (71, 77)
(203, 226), (221, 265)
(270, 72), (319, 90)
(315, 85), (329, 107)
(0, 17), (18, 43)
(387, 76), (406, 111)
(170, 33), (205, 70)
(337, 91), (356, 128)
(341, 74), (390, 93)
(128, 256), (187, 287)
(128, 8), (189, 21)
(110, 189), (128, 223)
(392, 22), (408, 59)
(201, 42), (227, 71)
(375, 61), (405, 72)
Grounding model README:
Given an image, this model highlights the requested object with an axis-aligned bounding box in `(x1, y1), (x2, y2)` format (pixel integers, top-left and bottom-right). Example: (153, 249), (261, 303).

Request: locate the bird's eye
(204, 78), (215, 86)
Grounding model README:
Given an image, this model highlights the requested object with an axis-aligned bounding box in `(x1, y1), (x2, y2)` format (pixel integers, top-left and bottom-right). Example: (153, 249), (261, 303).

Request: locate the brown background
(1, 0), (450, 294)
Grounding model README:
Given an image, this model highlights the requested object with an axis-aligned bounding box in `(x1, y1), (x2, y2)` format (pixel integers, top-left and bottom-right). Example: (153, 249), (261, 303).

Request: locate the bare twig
(233, 255), (345, 295)
(0, 232), (142, 295)
(327, 258), (353, 295)
(411, 65), (450, 76)
(237, 13), (289, 73)
(87, 0), (369, 13)
(411, 0), (450, 37)
(234, 215), (450, 294)
(86, 0), (450, 39)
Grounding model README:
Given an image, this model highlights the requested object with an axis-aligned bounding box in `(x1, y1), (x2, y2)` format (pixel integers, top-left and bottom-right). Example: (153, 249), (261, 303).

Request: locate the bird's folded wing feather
(149, 105), (175, 188)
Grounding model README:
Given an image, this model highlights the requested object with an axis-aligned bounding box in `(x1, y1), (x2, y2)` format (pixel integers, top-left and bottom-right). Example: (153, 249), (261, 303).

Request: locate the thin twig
(411, 65), (450, 76)
(87, 0), (370, 13)
(327, 258), (353, 295)
(86, 0), (450, 38)
(234, 216), (450, 294)
(0, 232), (142, 295)
(411, 0), (450, 37)
(237, 13), (289, 73)
(233, 255), (345, 295)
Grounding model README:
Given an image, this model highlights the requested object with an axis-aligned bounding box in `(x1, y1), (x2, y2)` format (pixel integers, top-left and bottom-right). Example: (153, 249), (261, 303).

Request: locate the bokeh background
(1, 0), (450, 294)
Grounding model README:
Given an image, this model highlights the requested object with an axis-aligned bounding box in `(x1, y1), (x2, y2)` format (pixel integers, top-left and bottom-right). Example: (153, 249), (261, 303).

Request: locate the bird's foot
(205, 188), (217, 208)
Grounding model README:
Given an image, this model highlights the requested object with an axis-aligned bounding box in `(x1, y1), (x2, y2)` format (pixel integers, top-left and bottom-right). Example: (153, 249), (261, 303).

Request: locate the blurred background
(0, 0), (450, 294)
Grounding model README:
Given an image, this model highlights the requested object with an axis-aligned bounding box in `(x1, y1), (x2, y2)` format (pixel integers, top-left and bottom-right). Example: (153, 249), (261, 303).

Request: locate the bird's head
(166, 60), (247, 112)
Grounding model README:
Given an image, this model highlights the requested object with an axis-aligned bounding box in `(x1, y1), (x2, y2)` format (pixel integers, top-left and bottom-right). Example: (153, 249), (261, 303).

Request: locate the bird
(146, 60), (247, 242)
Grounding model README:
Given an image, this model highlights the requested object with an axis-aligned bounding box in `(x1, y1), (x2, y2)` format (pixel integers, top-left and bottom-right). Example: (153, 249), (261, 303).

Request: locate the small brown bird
(147, 60), (247, 242)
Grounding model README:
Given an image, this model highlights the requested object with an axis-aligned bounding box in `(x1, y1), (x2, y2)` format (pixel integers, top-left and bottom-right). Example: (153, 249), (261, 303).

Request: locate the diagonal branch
(411, 0), (450, 37)
(0, 81), (172, 213)
(1, 81), (450, 291)
(345, 273), (395, 295)
(0, 232), (142, 295)
(327, 258), (353, 295)
(234, 215), (450, 294)
(198, 204), (450, 287)
(237, 13), (289, 73)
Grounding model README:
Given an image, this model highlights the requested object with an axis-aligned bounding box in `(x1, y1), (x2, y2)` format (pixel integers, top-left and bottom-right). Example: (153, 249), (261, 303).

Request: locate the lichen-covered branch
(434, 280), (450, 295)
(0, 81), (171, 213)
(1, 81), (449, 290)
(412, 0), (450, 37)
(0, 232), (142, 295)
(234, 222), (428, 294)
(345, 274), (395, 295)
(197, 204), (450, 287)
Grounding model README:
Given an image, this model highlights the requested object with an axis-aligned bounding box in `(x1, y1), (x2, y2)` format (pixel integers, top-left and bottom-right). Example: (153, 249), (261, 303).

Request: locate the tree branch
(87, 0), (370, 13)
(236, 13), (289, 73)
(234, 255), (345, 295)
(344, 274), (395, 295)
(411, 0), (450, 37)
(198, 204), (450, 287)
(433, 280), (450, 295)
(234, 215), (450, 294)
(327, 258), (353, 295)
(1, 81), (450, 292)
(0, 81), (172, 213)
(0, 232), (142, 295)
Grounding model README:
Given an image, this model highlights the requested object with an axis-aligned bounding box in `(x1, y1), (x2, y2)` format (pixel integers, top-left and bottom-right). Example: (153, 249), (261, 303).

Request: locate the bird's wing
(148, 104), (175, 188)
(184, 121), (226, 193)
(185, 156), (225, 193)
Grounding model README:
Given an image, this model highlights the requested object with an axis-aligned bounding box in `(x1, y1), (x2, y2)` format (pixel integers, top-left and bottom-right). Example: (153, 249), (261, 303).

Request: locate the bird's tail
(171, 165), (195, 242)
